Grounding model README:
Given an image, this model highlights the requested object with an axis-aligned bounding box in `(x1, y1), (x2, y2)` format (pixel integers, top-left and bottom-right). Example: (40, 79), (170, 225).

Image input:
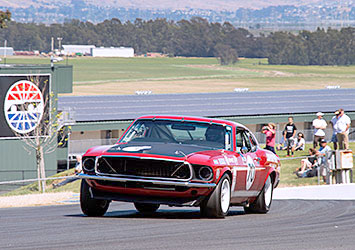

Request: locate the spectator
(284, 117), (297, 157)
(74, 155), (83, 174)
(276, 131), (287, 151)
(292, 132), (305, 153)
(295, 148), (318, 177)
(334, 109), (351, 149)
(330, 110), (340, 150)
(262, 123), (276, 154)
(316, 139), (331, 182)
(312, 112), (327, 148)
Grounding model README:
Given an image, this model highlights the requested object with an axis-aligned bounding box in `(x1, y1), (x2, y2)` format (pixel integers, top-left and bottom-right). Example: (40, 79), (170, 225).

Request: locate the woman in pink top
(262, 123), (276, 154)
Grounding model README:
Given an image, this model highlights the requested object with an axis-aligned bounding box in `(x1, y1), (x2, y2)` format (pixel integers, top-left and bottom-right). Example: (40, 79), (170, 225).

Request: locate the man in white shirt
(334, 109), (351, 149)
(330, 110), (340, 150)
(312, 112), (327, 148)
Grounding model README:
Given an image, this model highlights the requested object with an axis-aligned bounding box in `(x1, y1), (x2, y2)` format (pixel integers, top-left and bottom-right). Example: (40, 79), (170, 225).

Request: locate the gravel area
(0, 192), (78, 208)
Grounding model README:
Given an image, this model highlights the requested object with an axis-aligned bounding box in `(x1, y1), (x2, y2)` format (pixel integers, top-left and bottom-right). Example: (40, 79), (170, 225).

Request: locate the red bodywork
(79, 115), (280, 207)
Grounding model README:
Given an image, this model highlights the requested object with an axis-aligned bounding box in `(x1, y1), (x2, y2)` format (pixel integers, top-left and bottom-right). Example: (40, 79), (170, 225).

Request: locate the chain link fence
(68, 138), (120, 155)
(254, 128), (355, 145)
(66, 128), (355, 155)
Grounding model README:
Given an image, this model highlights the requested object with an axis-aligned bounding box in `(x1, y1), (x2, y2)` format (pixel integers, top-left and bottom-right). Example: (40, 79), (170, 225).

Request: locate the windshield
(120, 119), (231, 150)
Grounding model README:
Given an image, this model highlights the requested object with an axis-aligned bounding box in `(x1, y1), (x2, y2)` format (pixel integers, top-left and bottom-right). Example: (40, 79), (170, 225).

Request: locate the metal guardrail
(0, 169), (60, 182)
(0, 175), (75, 185)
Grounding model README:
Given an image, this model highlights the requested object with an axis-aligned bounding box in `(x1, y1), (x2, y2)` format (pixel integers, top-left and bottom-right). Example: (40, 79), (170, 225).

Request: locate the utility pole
(51, 37), (54, 53)
(57, 37), (63, 54)
(4, 40), (7, 65)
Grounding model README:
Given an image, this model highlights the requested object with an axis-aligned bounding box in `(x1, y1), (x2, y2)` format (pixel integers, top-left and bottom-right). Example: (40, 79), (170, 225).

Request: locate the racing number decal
(4, 80), (44, 134)
(246, 155), (256, 190)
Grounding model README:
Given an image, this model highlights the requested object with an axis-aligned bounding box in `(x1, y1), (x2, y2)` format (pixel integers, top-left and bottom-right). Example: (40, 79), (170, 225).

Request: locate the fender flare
(264, 168), (277, 188)
(215, 167), (232, 185)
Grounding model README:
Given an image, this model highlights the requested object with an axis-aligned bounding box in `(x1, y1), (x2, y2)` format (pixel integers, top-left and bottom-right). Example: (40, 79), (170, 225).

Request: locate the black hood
(107, 141), (215, 158)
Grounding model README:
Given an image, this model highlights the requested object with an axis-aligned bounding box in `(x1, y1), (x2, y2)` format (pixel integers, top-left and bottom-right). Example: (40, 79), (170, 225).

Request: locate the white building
(91, 47), (134, 57)
(62, 45), (96, 55)
(0, 47), (14, 56)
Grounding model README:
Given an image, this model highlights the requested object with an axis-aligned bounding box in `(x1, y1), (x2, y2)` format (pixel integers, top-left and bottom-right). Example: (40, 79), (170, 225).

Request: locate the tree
(9, 76), (70, 192)
(214, 44), (238, 65)
(0, 10), (11, 28)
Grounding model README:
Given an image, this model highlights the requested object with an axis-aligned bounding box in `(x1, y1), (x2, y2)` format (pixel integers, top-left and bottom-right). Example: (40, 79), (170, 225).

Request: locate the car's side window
(236, 128), (252, 153)
(236, 128), (244, 152)
(242, 132), (252, 152)
(246, 130), (258, 152)
(225, 128), (232, 151)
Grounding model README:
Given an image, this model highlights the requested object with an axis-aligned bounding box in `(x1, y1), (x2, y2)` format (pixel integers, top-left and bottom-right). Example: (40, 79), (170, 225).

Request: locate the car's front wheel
(134, 202), (160, 215)
(80, 180), (110, 217)
(244, 175), (273, 214)
(200, 174), (231, 218)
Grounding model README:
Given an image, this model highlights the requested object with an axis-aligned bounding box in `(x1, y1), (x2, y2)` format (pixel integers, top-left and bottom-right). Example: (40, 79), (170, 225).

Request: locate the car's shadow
(66, 208), (245, 220)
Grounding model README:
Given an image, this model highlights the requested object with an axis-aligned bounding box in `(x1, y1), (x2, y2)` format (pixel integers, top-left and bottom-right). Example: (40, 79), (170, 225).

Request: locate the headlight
(193, 165), (213, 181)
(82, 157), (95, 172)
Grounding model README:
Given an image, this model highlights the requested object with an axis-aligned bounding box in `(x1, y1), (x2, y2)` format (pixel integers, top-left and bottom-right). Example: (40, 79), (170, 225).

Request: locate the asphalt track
(1, 200), (355, 250)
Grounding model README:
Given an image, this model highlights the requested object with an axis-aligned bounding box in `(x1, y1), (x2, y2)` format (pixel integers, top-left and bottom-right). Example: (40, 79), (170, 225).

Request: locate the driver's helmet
(205, 127), (225, 143)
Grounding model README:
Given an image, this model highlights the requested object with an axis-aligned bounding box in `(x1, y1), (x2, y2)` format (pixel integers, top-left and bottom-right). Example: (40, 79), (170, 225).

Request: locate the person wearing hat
(334, 109), (351, 149)
(317, 139), (332, 182)
(312, 112), (327, 148)
(330, 110), (340, 150)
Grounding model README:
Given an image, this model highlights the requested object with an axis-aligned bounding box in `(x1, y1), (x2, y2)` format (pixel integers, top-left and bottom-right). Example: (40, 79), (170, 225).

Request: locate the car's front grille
(96, 157), (191, 180)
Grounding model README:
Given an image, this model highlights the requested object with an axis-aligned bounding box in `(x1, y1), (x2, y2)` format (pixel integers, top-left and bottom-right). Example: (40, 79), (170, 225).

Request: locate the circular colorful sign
(4, 80), (44, 134)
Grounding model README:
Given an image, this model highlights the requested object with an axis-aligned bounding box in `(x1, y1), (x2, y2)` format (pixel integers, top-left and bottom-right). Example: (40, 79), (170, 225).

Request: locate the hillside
(0, 0), (353, 30)
(0, 0), (328, 11)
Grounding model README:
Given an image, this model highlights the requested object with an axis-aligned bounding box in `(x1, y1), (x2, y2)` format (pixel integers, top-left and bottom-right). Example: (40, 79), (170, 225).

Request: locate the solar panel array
(58, 89), (355, 122)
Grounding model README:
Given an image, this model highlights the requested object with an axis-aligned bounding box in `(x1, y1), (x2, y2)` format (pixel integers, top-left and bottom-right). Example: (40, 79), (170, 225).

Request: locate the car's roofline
(135, 115), (247, 129)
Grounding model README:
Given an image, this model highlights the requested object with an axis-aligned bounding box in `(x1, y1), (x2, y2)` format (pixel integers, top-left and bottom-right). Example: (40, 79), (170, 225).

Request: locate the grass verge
(4, 56), (355, 95)
(1, 168), (80, 197)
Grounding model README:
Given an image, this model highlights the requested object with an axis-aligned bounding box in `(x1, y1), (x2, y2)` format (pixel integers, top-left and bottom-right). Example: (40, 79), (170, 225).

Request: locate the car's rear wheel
(200, 174), (231, 218)
(244, 175), (273, 214)
(134, 202), (160, 215)
(80, 180), (110, 217)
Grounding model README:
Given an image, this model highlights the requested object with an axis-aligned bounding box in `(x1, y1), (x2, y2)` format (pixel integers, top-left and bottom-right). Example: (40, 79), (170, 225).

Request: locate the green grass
(274, 142), (355, 187)
(5, 56), (260, 83)
(4, 56), (354, 95)
(1, 168), (80, 196)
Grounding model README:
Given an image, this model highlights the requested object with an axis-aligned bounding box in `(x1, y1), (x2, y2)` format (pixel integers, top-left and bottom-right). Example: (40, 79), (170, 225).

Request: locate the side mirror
(241, 147), (248, 154)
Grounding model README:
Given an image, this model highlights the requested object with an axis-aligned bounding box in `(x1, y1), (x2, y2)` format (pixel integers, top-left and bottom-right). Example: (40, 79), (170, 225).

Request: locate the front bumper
(78, 173), (216, 206)
(78, 173), (216, 188)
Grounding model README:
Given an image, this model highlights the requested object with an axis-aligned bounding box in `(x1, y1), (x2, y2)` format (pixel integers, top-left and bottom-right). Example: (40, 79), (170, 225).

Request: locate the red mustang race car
(79, 115), (280, 218)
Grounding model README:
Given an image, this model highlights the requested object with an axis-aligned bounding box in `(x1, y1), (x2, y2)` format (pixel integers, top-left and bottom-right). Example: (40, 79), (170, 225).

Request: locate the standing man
(284, 116), (297, 157)
(312, 112), (327, 148)
(330, 110), (340, 150)
(334, 109), (351, 149)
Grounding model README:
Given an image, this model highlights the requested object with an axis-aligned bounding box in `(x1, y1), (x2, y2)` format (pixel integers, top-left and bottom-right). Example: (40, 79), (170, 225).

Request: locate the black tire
(200, 174), (231, 218)
(80, 180), (110, 217)
(134, 202), (160, 215)
(244, 175), (273, 214)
